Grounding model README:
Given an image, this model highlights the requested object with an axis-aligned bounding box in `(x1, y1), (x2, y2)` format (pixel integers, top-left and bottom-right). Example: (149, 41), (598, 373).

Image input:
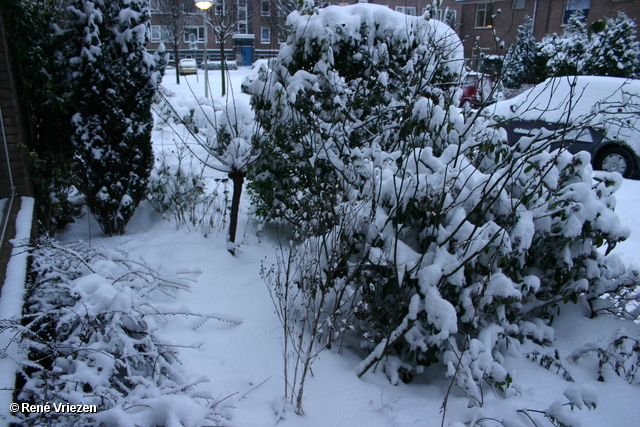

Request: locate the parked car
(460, 72), (496, 108)
(200, 60), (238, 70)
(178, 58), (197, 75)
(488, 76), (640, 179)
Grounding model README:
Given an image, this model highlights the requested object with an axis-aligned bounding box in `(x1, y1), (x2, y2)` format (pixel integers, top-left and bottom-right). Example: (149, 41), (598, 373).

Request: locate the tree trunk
(220, 41), (226, 96)
(173, 42), (180, 85)
(228, 169), (245, 249)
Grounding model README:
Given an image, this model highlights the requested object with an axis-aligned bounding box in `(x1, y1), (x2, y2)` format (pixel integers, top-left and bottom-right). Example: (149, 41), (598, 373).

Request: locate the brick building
(147, 0), (640, 67)
(147, 0), (283, 66)
(440, 0), (640, 60)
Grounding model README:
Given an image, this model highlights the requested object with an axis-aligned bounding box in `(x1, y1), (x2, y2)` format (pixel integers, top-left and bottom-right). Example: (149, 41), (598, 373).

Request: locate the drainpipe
(0, 103), (16, 249)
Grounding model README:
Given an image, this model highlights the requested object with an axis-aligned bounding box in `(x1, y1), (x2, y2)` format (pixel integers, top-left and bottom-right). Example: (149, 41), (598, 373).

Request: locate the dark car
(489, 76), (640, 179)
(500, 119), (640, 179)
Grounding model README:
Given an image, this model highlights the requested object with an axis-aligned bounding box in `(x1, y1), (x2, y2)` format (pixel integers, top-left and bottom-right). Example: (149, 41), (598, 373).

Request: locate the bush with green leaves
(0, 0), (79, 231)
(247, 3), (464, 236)
(252, 4), (637, 412)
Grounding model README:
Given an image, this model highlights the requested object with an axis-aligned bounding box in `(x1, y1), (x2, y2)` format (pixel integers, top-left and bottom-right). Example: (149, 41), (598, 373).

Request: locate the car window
(564, 128), (593, 143)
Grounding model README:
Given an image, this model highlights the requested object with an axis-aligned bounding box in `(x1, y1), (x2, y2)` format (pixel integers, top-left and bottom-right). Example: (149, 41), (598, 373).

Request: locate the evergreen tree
(584, 12), (640, 78)
(69, 0), (165, 235)
(539, 9), (589, 77)
(503, 15), (538, 88)
(0, 0), (79, 231)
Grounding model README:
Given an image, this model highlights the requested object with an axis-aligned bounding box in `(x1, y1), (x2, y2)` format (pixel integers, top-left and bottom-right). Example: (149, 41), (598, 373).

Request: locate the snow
(5, 64), (640, 426)
(0, 197), (35, 425)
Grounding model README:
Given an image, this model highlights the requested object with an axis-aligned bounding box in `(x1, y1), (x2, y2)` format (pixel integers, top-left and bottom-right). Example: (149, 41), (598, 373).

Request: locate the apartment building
(440, 0), (640, 59)
(147, 0), (640, 66)
(147, 0), (282, 67)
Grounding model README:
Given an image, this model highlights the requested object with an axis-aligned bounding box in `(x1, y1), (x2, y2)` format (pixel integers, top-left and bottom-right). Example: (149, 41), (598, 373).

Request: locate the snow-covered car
(178, 58), (197, 75)
(489, 76), (640, 179)
(200, 59), (238, 70)
(241, 59), (272, 94)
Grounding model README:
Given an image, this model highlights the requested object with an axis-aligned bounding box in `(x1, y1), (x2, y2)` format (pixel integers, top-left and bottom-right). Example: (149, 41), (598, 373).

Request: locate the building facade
(147, 0), (284, 66)
(440, 0), (640, 60)
(147, 0), (640, 66)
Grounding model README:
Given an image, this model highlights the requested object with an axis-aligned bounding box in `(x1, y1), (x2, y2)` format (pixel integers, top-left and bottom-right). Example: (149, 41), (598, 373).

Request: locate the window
(475, 3), (494, 28)
(396, 6), (416, 16)
(150, 25), (171, 43)
(262, 0), (270, 16)
(563, 0), (590, 23)
(261, 27), (271, 44)
(184, 26), (204, 43)
(358, 0), (368, 3)
(237, 2), (248, 34)
(513, 0), (526, 9)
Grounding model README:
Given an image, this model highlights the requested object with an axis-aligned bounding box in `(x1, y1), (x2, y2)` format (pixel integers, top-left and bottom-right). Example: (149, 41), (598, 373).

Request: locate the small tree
(584, 12), (640, 78)
(503, 15), (538, 88)
(69, 0), (166, 235)
(207, 0), (239, 96)
(153, 0), (193, 85)
(200, 101), (259, 250)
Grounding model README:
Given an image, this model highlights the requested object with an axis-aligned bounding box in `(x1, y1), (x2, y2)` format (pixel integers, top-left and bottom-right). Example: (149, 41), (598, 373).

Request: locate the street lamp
(194, 0), (214, 98)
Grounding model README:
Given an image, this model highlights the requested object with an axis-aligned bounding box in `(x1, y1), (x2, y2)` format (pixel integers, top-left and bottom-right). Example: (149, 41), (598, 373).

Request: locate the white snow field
(46, 66), (640, 427)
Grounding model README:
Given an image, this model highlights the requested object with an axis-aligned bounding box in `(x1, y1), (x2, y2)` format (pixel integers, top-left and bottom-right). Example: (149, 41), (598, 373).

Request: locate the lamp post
(195, 0), (214, 98)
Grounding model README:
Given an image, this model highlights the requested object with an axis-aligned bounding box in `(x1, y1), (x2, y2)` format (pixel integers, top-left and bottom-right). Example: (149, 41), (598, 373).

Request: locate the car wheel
(596, 146), (635, 178)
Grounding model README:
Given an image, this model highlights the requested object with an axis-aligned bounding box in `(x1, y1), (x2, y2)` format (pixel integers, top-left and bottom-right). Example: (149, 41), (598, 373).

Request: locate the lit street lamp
(194, 0), (214, 98)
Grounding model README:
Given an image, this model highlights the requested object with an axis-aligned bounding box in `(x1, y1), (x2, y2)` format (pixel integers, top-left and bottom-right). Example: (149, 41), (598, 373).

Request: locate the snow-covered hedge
(2, 238), (224, 426)
(250, 3), (638, 411)
(247, 3), (464, 235)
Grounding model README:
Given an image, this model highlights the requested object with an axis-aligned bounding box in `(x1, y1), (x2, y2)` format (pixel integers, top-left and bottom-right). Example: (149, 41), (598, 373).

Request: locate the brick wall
(0, 11), (33, 198)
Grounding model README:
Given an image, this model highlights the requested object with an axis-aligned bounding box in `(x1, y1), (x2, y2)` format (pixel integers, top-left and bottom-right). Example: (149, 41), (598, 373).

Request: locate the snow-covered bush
(148, 148), (230, 233)
(538, 10), (589, 78)
(583, 11), (640, 78)
(247, 3), (464, 237)
(571, 329), (640, 384)
(538, 10), (640, 79)
(253, 4), (636, 412)
(0, 238), (224, 426)
(69, 0), (166, 235)
(1, 0), (80, 231)
(503, 15), (539, 88)
(198, 101), (259, 248)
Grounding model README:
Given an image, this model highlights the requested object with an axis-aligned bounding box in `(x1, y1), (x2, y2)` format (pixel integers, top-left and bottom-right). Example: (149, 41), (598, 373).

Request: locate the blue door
(242, 47), (253, 66)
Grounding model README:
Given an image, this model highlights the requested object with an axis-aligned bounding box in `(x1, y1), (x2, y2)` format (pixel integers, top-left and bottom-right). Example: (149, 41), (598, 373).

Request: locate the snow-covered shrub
(1, 238), (224, 426)
(253, 4), (636, 410)
(583, 12), (640, 78)
(1, 0), (80, 231)
(148, 148), (229, 233)
(571, 329), (640, 384)
(69, 0), (166, 235)
(503, 15), (539, 88)
(538, 10), (589, 78)
(247, 3), (464, 237)
(198, 101), (259, 247)
(538, 10), (640, 79)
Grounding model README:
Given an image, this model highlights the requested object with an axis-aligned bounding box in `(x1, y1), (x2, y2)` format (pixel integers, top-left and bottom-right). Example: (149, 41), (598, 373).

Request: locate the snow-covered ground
(53, 67), (640, 427)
